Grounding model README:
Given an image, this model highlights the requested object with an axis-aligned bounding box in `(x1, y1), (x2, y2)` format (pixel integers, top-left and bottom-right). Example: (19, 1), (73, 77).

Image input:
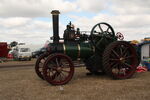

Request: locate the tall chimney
(51, 10), (60, 43)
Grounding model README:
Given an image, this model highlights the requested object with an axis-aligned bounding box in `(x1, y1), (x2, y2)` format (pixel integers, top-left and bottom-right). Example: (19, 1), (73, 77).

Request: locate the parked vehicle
(0, 42), (9, 62)
(13, 45), (32, 61)
(32, 47), (47, 58)
(0, 42), (9, 58)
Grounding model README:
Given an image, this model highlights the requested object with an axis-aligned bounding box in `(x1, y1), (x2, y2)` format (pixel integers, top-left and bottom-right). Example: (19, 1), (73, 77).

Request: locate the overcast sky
(0, 0), (150, 45)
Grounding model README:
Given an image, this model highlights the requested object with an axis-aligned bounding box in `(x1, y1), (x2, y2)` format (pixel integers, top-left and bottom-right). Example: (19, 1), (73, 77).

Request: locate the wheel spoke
(106, 27), (110, 32)
(112, 50), (120, 58)
(112, 63), (119, 68)
(110, 53), (117, 59)
(62, 66), (70, 68)
(48, 69), (53, 74)
(51, 73), (56, 80)
(122, 47), (128, 57)
(51, 70), (55, 75)
(124, 63), (132, 69)
(58, 73), (63, 81)
(119, 45), (123, 56)
(53, 72), (60, 79)
(61, 62), (70, 68)
(47, 69), (50, 76)
(51, 61), (57, 66)
(124, 55), (134, 59)
(47, 62), (57, 69)
(110, 58), (120, 61)
(60, 72), (67, 78)
(56, 58), (60, 67)
(56, 72), (68, 82)
(98, 24), (104, 33)
(50, 70), (56, 77)
(110, 61), (116, 66)
(123, 52), (128, 58)
(61, 69), (70, 73)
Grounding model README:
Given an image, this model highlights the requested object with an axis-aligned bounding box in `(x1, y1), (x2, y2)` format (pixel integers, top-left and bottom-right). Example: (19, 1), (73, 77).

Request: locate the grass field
(0, 66), (150, 100)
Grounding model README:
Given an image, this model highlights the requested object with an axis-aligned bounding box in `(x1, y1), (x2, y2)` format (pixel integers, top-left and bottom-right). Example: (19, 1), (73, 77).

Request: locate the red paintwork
(136, 66), (148, 72)
(7, 53), (13, 59)
(0, 42), (9, 58)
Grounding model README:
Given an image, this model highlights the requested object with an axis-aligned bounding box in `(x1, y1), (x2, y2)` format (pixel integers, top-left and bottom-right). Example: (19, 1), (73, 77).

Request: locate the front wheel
(43, 53), (74, 85)
(103, 41), (138, 79)
(35, 53), (49, 80)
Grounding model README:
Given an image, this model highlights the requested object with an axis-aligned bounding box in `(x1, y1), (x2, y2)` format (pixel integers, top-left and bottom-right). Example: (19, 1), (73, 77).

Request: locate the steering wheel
(90, 22), (115, 50)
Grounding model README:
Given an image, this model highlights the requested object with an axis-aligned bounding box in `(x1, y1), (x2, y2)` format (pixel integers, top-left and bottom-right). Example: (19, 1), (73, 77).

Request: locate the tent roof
(138, 41), (150, 47)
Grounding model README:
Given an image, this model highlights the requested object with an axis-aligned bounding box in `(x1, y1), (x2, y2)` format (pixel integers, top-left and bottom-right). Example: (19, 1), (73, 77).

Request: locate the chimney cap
(51, 10), (60, 15)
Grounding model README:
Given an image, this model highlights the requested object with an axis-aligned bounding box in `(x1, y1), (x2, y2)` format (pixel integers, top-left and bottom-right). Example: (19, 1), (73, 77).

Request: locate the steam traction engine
(35, 10), (138, 85)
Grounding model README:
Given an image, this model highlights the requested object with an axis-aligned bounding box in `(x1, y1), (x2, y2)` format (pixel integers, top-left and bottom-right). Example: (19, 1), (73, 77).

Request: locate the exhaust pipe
(51, 10), (60, 43)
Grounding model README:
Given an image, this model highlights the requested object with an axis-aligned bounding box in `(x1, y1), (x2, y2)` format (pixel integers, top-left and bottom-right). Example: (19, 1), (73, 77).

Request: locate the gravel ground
(0, 65), (150, 100)
(0, 59), (36, 66)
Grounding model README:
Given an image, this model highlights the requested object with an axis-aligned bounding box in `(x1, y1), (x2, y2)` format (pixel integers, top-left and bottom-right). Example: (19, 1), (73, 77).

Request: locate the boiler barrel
(49, 43), (94, 60)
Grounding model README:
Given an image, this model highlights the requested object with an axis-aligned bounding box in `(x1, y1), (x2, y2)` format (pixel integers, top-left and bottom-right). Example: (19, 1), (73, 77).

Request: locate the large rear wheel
(103, 41), (138, 79)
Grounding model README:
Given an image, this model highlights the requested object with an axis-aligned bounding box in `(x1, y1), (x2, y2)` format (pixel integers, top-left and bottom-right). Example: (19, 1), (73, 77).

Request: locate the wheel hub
(57, 67), (62, 72)
(119, 57), (125, 63)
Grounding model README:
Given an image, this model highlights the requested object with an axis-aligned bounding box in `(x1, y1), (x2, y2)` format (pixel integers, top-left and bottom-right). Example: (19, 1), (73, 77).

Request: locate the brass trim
(77, 44), (81, 58)
(63, 44), (66, 54)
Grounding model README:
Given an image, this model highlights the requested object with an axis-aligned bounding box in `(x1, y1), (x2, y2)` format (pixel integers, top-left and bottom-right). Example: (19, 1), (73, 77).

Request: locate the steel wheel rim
(35, 53), (49, 80)
(43, 54), (74, 85)
(110, 42), (137, 78)
(103, 41), (138, 79)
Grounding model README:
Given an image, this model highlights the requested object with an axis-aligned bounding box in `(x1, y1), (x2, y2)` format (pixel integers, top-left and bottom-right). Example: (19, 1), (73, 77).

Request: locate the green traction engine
(35, 10), (138, 85)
